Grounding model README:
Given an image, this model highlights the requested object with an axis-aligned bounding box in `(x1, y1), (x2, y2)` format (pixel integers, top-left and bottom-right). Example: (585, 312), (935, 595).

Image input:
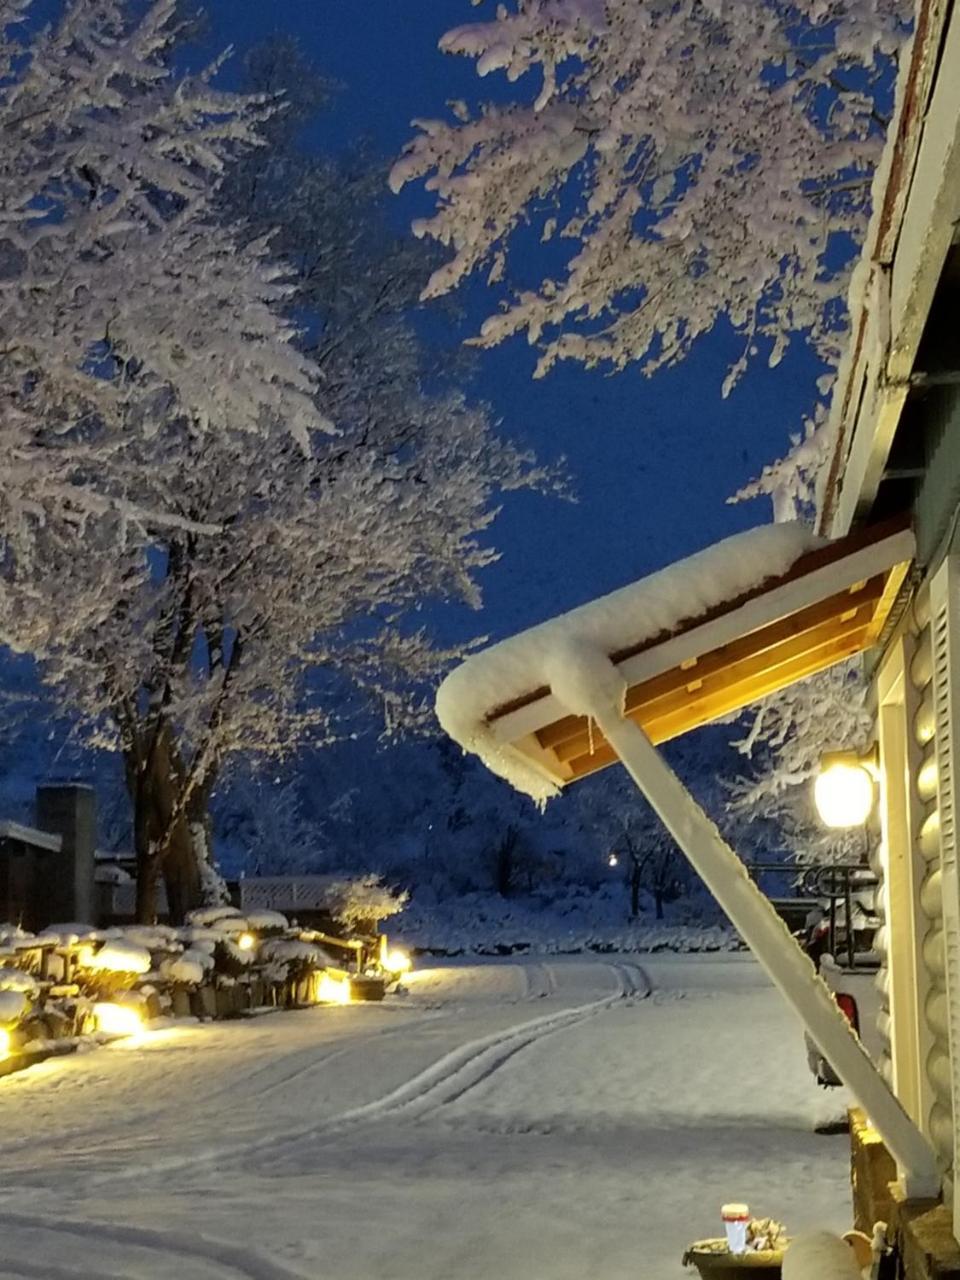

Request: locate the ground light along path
(0, 957), (851, 1279)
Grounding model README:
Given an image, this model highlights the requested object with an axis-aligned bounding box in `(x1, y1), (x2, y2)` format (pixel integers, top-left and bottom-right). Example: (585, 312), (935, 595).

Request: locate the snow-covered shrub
(322, 875), (408, 931)
(159, 950), (215, 986)
(394, 889), (738, 956)
(76, 940), (152, 975)
(0, 967), (39, 996)
(187, 906), (245, 929)
(243, 911), (289, 933)
(0, 989), (28, 1025)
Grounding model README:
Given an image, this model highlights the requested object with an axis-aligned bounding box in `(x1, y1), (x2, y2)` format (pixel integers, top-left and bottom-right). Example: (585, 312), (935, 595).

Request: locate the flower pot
(682, 1238), (786, 1280)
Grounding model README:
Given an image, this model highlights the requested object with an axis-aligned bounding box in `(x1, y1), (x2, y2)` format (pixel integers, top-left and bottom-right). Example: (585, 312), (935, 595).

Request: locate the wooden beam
(565, 628), (870, 780)
(488, 516), (912, 727)
(864, 557), (912, 647)
(549, 600), (879, 764)
(538, 578), (885, 753)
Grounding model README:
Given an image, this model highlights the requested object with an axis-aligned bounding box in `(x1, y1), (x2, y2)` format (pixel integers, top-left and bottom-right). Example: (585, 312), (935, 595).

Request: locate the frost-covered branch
(391, 0), (906, 388)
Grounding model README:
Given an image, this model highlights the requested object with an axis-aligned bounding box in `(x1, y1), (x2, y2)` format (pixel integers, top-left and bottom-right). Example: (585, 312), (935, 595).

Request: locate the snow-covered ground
(0, 955), (851, 1279)
(394, 888), (736, 955)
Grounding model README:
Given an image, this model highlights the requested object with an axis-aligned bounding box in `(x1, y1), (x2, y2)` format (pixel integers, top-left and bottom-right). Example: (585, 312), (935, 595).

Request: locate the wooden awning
(483, 516), (914, 789)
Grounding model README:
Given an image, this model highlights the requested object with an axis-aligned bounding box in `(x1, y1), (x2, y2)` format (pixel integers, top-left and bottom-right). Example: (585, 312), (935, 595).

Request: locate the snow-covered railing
(237, 877), (337, 912)
(103, 882), (169, 918)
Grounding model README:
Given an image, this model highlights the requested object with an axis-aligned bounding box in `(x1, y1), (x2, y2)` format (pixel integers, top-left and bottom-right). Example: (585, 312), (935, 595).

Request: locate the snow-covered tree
(216, 769), (328, 878)
(321, 875), (409, 932)
(728, 660), (873, 864)
(577, 764), (701, 918)
(390, 0), (904, 389)
(0, 18), (545, 922)
(729, 406), (832, 523)
(0, 0), (322, 546)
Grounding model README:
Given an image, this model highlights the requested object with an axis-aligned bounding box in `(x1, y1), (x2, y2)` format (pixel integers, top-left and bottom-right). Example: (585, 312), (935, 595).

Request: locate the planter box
(350, 976), (385, 1002)
(683, 1240), (784, 1280)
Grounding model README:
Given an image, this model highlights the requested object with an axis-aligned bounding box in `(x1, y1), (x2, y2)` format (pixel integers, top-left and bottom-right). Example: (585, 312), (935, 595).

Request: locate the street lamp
(814, 747), (878, 829)
(607, 853), (619, 868)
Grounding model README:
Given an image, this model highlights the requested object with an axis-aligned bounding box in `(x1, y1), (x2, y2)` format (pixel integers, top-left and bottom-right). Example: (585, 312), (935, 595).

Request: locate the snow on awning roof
(436, 517), (914, 802)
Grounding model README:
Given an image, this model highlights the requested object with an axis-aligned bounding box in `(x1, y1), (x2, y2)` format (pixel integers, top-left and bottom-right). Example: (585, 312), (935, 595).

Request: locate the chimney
(35, 783), (96, 925)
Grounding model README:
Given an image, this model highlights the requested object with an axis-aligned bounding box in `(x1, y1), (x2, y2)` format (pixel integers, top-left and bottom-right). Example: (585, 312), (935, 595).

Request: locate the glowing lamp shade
(236, 932), (257, 952)
(607, 853), (619, 868)
(383, 948), (412, 976)
(814, 762), (875, 828)
(315, 973), (351, 1005)
(93, 1001), (144, 1037)
(0, 1027), (11, 1060)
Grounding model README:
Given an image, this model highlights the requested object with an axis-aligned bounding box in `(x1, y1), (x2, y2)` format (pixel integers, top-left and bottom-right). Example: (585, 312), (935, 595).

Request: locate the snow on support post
(552, 649), (940, 1199)
(930, 554), (960, 1235)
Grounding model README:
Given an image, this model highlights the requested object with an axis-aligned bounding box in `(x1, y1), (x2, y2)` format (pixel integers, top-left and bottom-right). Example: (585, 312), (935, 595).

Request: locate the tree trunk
(135, 851), (159, 924)
(654, 888), (665, 920)
(494, 826), (519, 897)
(126, 723), (205, 924)
(630, 864), (641, 918)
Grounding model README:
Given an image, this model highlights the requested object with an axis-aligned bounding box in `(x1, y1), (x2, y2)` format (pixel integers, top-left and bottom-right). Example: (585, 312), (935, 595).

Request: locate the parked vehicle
(796, 864), (881, 1087)
(806, 952), (882, 1087)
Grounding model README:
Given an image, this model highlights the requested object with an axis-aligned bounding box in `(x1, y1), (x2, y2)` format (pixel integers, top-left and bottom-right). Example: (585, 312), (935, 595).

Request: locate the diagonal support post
(567, 654), (939, 1198)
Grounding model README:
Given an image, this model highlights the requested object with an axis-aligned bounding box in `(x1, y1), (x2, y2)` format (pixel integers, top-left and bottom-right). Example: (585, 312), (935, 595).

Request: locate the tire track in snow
(521, 961), (555, 1000)
(225, 1008), (450, 1106)
(0, 1210), (308, 1280)
(0, 1009), (449, 1180)
(609, 960), (649, 998)
(103, 961), (652, 1183)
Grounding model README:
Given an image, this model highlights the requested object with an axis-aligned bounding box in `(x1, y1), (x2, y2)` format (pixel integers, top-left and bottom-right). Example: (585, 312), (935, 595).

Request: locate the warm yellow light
(0, 1027), (11, 1060)
(237, 932), (257, 952)
(814, 761), (875, 828)
(93, 1001), (145, 1037)
(383, 948), (412, 976)
(315, 973), (351, 1005)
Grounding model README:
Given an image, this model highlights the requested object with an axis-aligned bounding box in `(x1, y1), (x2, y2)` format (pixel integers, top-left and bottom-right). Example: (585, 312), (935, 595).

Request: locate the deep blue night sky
(199, 1), (826, 642)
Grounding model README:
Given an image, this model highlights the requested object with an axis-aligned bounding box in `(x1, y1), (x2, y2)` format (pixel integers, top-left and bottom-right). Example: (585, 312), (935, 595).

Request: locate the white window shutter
(930, 554), (960, 1218)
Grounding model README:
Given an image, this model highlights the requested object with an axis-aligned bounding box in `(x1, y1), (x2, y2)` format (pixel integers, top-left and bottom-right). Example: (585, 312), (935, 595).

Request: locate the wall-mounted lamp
(813, 745), (879, 829)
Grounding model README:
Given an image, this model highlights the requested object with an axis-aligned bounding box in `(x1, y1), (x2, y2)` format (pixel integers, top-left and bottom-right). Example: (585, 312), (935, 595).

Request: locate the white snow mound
(243, 910), (289, 931)
(160, 949), (215, 985)
(436, 521), (821, 800)
(79, 939), (151, 974)
(0, 989), (28, 1024)
(186, 905), (244, 927)
(0, 966), (39, 995)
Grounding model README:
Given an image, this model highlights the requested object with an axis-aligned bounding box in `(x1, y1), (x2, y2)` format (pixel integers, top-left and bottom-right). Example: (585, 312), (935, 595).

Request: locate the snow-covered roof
(0, 821), (62, 853)
(819, 0), (960, 536)
(437, 518), (914, 802)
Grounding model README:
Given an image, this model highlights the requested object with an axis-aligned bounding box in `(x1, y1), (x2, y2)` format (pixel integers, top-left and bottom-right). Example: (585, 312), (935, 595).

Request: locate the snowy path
(0, 956), (851, 1279)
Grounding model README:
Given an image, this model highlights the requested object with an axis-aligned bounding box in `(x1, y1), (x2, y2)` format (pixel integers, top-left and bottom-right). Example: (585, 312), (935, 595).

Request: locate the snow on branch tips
(391, 0), (906, 389)
(0, 0), (330, 550)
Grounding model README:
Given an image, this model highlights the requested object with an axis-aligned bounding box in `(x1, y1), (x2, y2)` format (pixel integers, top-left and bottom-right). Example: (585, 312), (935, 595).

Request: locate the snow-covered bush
(77, 940), (152, 976)
(159, 950), (215, 987)
(394, 888), (737, 956)
(321, 875), (409, 931)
